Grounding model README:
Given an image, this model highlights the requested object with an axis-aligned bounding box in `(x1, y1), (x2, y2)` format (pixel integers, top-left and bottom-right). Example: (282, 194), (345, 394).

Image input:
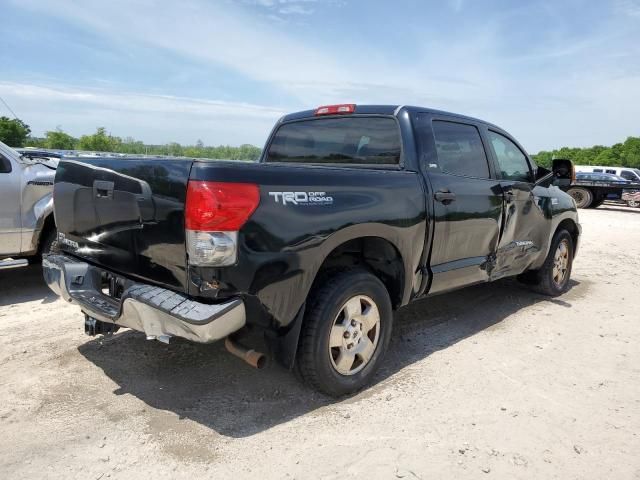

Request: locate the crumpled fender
(21, 163), (55, 254)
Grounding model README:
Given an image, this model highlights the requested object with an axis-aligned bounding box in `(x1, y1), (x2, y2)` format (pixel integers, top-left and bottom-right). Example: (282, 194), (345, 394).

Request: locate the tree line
(531, 136), (640, 169)
(1, 115), (638, 166)
(0, 117), (262, 161)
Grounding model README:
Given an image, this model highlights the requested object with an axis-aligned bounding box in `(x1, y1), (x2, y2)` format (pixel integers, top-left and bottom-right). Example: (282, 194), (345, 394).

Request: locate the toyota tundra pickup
(43, 104), (580, 396)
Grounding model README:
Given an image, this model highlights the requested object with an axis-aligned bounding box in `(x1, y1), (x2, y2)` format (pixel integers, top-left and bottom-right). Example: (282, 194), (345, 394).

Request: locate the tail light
(185, 181), (259, 266)
(315, 104), (356, 116)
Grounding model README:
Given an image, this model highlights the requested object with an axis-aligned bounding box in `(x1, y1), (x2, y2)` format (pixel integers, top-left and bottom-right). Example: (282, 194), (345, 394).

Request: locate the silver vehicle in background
(0, 141), (58, 269)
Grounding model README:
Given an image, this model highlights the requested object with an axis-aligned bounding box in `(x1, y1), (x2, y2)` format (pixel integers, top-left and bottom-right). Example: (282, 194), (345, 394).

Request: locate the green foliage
(44, 128), (77, 150)
(19, 124), (262, 161)
(0, 117), (31, 147)
(77, 127), (122, 152)
(532, 137), (640, 169)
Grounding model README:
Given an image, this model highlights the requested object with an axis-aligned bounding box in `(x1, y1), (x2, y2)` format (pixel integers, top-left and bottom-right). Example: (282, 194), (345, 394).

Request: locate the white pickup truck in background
(0, 140), (58, 269)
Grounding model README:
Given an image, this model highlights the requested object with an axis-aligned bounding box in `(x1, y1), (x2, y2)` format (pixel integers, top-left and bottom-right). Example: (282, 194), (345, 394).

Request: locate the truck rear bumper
(43, 254), (246, 343)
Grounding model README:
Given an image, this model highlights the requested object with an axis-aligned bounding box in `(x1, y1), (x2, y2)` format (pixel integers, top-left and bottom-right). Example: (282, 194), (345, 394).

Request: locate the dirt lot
(1, 205), (639, 479)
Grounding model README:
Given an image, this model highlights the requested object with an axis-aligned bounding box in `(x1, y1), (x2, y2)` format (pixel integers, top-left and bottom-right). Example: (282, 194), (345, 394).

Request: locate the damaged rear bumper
(43, 254), (245, 343)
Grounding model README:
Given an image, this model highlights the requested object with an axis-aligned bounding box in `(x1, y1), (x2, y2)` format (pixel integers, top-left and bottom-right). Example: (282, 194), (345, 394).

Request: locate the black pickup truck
(44, 104), (580, 396)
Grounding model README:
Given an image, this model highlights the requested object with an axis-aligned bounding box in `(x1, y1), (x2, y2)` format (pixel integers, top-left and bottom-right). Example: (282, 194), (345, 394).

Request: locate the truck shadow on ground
(77, 277), (582, 439)
(0, 264), (58, 307)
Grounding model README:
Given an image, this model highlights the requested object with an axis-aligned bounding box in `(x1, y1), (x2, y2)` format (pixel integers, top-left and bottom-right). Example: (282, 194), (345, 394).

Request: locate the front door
(419, 119), (504, 294)
(484, 129), (547, 278)
(0, 152), (22, 255)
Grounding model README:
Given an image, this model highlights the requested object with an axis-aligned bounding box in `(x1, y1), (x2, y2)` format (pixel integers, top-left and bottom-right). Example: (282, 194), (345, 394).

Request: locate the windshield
(265, 116), (401, 165)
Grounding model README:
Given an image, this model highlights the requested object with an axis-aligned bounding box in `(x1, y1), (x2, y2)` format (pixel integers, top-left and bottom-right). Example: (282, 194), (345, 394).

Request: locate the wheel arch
(266, 227), (412, 370)
(309, 235), (406, 311)
(38, 213), (57, 254)
(554, 218), (580, 257)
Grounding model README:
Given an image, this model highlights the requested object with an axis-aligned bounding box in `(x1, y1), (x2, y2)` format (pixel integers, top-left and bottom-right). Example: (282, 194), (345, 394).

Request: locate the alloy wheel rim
(328, 295), (380, 376)
(552, 239), (570, 286)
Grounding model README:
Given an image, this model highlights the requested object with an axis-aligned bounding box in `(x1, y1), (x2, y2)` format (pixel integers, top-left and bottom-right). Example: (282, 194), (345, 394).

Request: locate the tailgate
(53, 157), (193, 291)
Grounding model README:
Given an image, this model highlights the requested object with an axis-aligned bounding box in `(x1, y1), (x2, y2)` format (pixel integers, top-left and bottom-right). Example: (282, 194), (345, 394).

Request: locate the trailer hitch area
(84, 315), (120, 337)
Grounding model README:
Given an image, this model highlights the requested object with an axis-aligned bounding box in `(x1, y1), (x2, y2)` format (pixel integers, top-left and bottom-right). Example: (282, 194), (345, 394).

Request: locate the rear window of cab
(265, 117), (401, 165)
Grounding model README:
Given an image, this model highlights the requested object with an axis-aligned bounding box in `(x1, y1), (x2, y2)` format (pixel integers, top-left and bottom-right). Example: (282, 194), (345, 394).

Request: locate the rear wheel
(521, 229), (574, 296)
(566, 187), (593, 208)
(297, 269), (393, 397)
(628, 199), (640, 208)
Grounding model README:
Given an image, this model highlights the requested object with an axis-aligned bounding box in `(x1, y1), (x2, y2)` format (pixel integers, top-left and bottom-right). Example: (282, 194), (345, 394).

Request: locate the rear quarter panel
(189, 161), (427, 327)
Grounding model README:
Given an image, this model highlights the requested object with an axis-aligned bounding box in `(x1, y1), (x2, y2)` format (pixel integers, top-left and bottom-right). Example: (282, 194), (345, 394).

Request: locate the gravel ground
(1, 204), (639, 479)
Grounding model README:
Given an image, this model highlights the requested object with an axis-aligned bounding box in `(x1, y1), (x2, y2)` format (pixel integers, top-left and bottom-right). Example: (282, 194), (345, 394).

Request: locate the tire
(566, 187), (593, 208)
(523, 229), (574, 297)
(588, 197), (605, 209)
(297, 269), (393, 397)
(628, 199), (640, 208)
(39, 228), (57, 256)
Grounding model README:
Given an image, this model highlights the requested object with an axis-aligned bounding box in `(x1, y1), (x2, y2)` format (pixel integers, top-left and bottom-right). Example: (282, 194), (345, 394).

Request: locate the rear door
(415, 115), (504, 294)
(484, 129), (547, 278)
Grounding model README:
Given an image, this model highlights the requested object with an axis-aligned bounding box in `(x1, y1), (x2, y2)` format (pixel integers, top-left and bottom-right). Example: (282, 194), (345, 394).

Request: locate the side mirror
(534, 158), (575, 187)
(551, 158), (575, 186)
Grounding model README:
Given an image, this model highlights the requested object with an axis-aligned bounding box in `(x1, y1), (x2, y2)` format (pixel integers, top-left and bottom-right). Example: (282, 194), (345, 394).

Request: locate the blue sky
(1, 0), (639, 152)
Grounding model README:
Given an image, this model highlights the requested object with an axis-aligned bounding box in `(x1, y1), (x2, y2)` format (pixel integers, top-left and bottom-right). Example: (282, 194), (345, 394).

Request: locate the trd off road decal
(269, 191), (334, 206)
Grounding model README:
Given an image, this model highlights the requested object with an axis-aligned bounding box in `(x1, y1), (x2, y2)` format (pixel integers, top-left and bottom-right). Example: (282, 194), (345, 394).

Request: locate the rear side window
(265, 117), (401, 165)
(487, 131), (532, 182)
(431, 121), (490, 178)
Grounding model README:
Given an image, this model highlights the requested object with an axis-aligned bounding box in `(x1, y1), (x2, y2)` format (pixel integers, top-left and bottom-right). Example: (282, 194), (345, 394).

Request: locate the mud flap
(264, 303), (305, 370)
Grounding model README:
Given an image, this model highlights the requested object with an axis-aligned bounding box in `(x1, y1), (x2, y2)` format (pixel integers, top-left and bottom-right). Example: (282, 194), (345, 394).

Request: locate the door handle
(503, 187), (515, 203)
(434, 189), (456, 204)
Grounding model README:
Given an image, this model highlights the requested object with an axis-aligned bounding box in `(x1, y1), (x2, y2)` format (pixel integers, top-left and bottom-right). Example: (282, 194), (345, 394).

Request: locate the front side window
(431, 121), (490, 178)
(488, 131), (532, 182)
(265, 117), (401, 165)
(620, 170), (639, 181)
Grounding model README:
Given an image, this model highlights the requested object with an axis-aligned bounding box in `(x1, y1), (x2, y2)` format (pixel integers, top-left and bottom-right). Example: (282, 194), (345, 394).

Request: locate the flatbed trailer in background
(563, 179), (640, 208)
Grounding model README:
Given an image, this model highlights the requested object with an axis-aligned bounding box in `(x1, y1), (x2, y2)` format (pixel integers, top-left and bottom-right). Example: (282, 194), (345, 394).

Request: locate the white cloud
(6, 0), (640, 152)
(0, 81), (285, 145)
(240, 0), (317, 15)
(615, 0), (640, 17)
(278, 4), (314, 15)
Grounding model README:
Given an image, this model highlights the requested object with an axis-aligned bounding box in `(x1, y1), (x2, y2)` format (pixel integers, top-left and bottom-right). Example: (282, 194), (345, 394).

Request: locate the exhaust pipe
(224, 337), (266, 369)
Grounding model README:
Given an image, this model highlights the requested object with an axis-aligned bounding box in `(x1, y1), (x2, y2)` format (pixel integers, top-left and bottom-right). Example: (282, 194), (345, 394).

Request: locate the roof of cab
(280, 104), (502, 130)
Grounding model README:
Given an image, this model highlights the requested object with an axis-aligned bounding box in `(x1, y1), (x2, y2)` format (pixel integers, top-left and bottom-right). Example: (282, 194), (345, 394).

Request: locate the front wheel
(297, 269), (393, 397)
(521, 229), (574, 296)
(628, 199), (640, 208)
